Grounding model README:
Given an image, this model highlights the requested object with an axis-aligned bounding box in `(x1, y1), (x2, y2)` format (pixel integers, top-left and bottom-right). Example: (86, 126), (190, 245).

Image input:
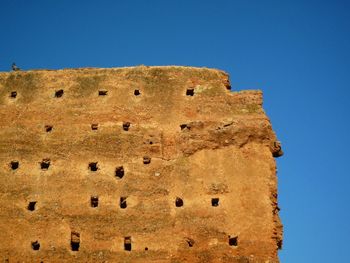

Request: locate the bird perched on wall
(11, 63), (20, 71)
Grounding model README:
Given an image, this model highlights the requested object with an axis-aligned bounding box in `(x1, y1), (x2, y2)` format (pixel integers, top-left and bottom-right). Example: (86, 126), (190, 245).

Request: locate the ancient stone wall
(0, 66), (283, 262)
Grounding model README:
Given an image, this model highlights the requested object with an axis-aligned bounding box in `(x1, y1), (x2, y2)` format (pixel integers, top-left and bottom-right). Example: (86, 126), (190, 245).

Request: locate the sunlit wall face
(1, 1), (349, 262)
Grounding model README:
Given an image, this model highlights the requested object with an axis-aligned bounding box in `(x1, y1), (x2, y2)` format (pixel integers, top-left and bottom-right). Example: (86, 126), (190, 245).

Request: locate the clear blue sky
(1, 1), (349, 262)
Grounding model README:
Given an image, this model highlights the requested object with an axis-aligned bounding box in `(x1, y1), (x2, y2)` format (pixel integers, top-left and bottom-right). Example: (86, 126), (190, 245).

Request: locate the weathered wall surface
(0, 66), (283, 262)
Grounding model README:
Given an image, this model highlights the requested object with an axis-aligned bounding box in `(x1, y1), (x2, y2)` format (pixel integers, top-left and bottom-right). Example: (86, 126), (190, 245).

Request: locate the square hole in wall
(123, 122), (130, 131)
(211, 198), (219, 207)
(55, 89), (64, 98)
(143, 156), (151, 164)
(98, 90), (108, 96)
(186, 238), (195, 247)
(31, 241), (40, 250)
(28, 201), (37, 211)
(10, 161), (19, 170)
(40, 159), (50, 170)
(89, 162), (98, 171)
(45, 125), (53, 132)
(91, 196), (99, 208)
(120, 197), (127, 209)
(134, 89), (140, 96)
(124, 236), (132, 251)
(175, 197), (183, 207)
(10, 91), (17, 98)
(186, 89), (194, 96)
(91, 124), (98, 130)
(180, 124), (190, 131)
(71, 231), (80, 251)
(228, 236), (238, 246)
(115, 166), (124, 179)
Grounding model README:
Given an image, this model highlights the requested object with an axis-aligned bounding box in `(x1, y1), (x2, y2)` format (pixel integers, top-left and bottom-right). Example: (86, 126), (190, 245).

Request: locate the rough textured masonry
(0, 66), (283, 263)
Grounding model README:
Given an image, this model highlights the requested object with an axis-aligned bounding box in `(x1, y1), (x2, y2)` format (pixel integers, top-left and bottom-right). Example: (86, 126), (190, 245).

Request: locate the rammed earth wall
(0, 66), (283, 262)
